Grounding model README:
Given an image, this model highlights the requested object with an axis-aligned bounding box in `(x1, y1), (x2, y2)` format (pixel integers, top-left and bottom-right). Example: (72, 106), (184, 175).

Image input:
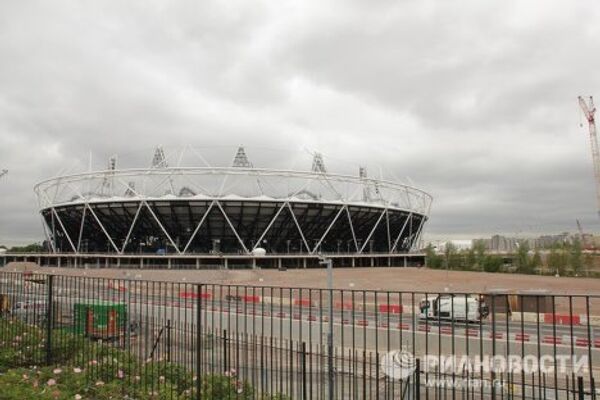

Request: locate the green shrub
(0, 318), (289, 400)
(482, 255), (502, 273)
(200, 373), (253, 399)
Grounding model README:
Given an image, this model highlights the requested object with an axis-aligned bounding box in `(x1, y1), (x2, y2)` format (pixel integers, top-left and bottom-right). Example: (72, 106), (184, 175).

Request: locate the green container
(73, 301), (127, 336)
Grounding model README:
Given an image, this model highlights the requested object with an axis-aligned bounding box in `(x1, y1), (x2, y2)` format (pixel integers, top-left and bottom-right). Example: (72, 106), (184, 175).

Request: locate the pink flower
(22, 374), (29, 380)
(47, 378), (56, 386)
(117, 370), (124, 379)
(75, 395), (82, 400)
(73, 367), (82, 374)
(159, 375), (165, 383)
(53, 368), (62, 374)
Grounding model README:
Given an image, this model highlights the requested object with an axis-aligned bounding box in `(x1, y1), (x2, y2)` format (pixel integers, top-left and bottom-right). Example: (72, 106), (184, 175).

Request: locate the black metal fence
(1, 271), (599, 399)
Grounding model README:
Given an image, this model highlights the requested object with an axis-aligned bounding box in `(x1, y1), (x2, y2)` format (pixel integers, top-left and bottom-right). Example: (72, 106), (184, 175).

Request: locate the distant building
(491, 235), (518, 252)
(477, 232), (584, 252)
(438, 240), (472, 251)
(533, 233), (570, 249)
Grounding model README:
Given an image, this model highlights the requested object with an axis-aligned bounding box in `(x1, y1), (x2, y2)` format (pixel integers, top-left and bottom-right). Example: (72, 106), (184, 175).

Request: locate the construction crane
(578, 96), (600, 217)
(576, 219), (594, 250)
(577, 219), (584, 237)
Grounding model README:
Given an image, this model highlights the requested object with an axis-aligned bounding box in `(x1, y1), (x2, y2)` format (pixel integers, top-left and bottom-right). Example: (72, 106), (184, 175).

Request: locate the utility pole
(578, 96), (600, 217)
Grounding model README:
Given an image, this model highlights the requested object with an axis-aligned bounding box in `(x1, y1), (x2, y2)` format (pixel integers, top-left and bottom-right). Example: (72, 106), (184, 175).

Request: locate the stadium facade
(22, 147), (432, 268)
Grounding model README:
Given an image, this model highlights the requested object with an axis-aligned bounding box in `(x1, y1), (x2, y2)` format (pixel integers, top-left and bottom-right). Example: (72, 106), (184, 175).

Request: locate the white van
(419, 295), (488, 323)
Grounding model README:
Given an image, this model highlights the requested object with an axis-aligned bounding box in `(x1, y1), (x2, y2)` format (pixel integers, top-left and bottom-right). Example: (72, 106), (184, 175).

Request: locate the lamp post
(319, 256), (334, 399)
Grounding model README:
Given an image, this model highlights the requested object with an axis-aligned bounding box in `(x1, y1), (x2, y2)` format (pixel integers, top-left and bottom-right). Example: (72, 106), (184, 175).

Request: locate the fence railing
(0, 271), (599, 399)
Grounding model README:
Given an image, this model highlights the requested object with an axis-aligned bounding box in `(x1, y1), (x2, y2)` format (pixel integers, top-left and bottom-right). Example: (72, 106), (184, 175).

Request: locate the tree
(465, 248), (476, 271)
(570, 239), (583, 276)
(584, 253), (594, 276)
(515, 241), (533, 274)
(547, 245), (566, 276)
(472, 240), (487, 270)
(444, 242), (459, 270)
(425, 244), (443, 269)
(529, 250), (542, 274)
(8, 242), (44, 253)
(482, 255), (502, 273)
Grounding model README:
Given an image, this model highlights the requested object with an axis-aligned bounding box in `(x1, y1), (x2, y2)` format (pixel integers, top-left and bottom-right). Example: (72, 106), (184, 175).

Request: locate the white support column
(216, 201), (249, 254)
(311, 206), (346, 254)
(142, 201), (182, 254)
(287, 203), (311, 253)
(359, 208), (387, 254)
(410, 216), (427, 252)
(391, 213), (413, 253)
(51, 207), (77, 253)
(183, 201), (216, 253)
(385, 209), (392, 252)
(76, 206), (87, 252)
(345, 207), (359, 252)
(120, 202), (144, 254)
(40, 214), (57, 253)
(85, 204), (120, 253)
(252, 202), (288, 251)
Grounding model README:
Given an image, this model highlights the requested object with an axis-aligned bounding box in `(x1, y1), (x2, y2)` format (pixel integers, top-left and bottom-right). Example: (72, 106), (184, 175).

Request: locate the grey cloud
(0, 0), (599, 245)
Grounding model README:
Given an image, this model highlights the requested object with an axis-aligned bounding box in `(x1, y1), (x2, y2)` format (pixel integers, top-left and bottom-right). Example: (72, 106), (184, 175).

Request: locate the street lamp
(318, 256), (334, 399)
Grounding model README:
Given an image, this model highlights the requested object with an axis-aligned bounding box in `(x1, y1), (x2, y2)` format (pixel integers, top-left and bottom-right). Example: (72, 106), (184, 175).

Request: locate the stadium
(26, 146), (432, 268)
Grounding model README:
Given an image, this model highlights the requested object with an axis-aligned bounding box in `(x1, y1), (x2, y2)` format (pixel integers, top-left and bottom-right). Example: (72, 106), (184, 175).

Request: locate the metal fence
(1, 271), (599, 399)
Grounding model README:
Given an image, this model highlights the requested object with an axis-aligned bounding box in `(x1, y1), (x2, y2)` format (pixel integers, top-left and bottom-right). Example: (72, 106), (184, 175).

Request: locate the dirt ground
(3, 262), (600, 295)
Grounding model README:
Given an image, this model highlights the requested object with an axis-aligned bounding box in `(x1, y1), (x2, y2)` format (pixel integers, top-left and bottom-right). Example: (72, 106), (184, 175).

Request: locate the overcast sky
(1, 0), (600, 246)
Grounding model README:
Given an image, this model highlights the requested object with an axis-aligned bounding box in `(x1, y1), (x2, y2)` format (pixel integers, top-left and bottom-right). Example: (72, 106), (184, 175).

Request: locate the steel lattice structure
(34, 147), (432, 256)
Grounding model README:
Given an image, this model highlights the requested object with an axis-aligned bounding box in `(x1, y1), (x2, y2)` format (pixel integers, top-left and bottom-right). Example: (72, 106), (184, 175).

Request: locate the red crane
(578, 96), (600, 217)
